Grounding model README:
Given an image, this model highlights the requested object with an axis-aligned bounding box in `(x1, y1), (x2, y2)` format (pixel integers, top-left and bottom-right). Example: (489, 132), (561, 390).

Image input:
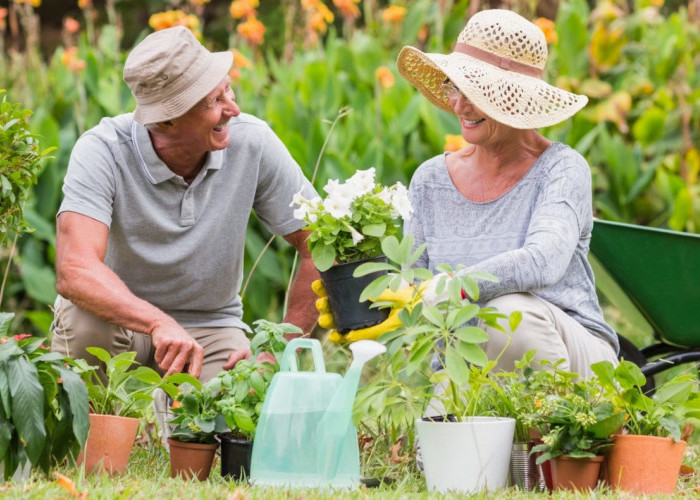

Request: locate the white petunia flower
(346, 168), (376, 197)
(348, 225), (365, 244)
(324, 191), (353, 219)
(290, 189), (307, 208)
(390, 183), (412, 220)
(377, 187), (392, 205)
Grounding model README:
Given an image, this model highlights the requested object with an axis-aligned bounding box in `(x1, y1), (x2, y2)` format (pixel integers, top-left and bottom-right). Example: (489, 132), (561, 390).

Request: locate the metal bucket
(509, 442), (543, 491)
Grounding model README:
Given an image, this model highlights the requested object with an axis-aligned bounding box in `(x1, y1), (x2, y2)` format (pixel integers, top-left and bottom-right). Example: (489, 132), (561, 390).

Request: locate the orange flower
(444, 134), (468, 152)
(149, 10), (200, 33)
(418, 25), (429, 42)
(237, 16), (265, 45)
(375, 66), (395, 88)
(231, 49), (252, 68)
(302, 0), (319, 7)
(534, 17), (557, 44)
(230, 0), (258, 20)
(381, 5), (407, 24)
(333, 0), (360, 19)
(78, 0), (92, 7)
(55, 473), (87, 499)
(64, 17), (80, 34)
(189, 0), (211, 6)
(0, 8), (7, 31)
(61, 46), (86, 73)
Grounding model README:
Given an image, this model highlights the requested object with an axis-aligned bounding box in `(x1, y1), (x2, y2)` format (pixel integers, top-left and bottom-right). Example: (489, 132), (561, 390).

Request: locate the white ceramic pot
(416, 416), (515, 494)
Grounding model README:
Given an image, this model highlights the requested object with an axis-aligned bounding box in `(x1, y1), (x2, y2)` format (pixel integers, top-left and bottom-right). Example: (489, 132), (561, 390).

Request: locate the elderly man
(51, 26), (318, 382)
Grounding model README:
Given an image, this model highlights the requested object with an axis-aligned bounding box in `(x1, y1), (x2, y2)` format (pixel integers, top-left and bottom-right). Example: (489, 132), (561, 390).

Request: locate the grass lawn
(2, 437), (699, 499)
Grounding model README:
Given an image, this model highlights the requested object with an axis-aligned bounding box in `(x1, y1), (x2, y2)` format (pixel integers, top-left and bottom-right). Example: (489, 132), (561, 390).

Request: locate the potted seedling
(529, 373), (624, 491)
(360, 236), (522, 494)
(0, 328), (89, 482)
(167, 375), (227, 481)
(76, 347), (170, 475)
(592, 360), (700, 494)
(291, 168), (412, 333)
(213, 319), (296, 480)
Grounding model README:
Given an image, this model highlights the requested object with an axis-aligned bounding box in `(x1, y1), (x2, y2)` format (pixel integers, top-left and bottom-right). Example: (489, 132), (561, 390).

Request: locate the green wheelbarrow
(590, 219), (700, 381)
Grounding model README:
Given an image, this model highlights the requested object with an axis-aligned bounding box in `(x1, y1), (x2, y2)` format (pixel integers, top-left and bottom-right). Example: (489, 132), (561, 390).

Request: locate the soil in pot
(550, 455), (603, 491)
(168, 438), (218, 481)
(319, 256), (390, 333)
(78, 414), (140, 475)
(604, 434), (686, 494)
(219, 432), (252, 481)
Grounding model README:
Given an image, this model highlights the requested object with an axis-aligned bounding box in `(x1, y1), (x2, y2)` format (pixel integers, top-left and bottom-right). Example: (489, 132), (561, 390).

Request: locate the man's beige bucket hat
(123, 26), (233, 124)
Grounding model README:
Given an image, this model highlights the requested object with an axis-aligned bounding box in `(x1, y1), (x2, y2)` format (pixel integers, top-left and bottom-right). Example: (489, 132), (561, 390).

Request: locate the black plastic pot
(319, 255), (390, 333)
(218, 432), (252, 481)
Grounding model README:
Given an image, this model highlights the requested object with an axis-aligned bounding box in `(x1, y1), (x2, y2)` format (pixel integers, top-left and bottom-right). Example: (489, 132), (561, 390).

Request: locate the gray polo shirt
(58, 112), (316, 329)
(406, 142), (618, 352)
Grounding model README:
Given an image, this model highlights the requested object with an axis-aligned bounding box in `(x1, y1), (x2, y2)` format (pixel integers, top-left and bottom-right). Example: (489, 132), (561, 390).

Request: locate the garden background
(1, 0), (699, 343)
(1, 0), (700, 495)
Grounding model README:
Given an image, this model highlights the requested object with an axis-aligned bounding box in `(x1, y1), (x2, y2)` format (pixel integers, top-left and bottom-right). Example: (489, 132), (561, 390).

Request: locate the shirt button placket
(180, 189), (195, 226)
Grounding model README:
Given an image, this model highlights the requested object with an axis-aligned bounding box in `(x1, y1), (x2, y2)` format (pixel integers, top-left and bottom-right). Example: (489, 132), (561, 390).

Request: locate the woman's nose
(451, 93), (472, 113)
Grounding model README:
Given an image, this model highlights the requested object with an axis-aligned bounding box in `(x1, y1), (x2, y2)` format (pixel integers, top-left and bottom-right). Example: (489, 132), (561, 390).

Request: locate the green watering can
(249, 337), (385, 488)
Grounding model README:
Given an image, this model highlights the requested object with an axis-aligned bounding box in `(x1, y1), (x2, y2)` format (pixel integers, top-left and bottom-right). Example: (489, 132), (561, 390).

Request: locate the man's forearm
(283, 253), (319, 335)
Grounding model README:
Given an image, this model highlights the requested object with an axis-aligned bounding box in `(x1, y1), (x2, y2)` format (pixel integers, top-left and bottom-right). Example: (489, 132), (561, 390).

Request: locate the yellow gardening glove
(312, 279), (419, 343)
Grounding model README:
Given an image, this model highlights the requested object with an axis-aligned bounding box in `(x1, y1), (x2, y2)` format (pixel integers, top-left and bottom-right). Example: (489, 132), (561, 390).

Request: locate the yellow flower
(444, 134), (468, 152)
(381, 5), (407, 24)
(333, 0), (360, 19)
(534, 17), (557, 44)
(237, 16), (266, 46)
(189, 0), (211, 6)
(78, 0), (92, 7)
(14, 0), (41, 6)
(230, 0), (258, 20)
(375, 66), (395, 89)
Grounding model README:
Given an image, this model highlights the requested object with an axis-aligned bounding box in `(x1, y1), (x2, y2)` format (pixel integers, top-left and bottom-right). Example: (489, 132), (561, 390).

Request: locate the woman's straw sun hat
(397, 9), (587, 129)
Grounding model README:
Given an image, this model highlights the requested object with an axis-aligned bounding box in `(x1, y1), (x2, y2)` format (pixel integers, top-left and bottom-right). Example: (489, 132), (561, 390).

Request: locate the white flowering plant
(529, 376), (625, 463)
(291, 168), (412, 271)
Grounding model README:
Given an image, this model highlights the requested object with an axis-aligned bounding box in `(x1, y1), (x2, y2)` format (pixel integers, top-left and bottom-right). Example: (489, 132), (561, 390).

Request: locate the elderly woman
(394, 9), (618, 377)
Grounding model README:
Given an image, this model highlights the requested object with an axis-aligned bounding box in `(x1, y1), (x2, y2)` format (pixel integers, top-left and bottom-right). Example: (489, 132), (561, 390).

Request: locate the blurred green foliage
(0, 0), (698, 339)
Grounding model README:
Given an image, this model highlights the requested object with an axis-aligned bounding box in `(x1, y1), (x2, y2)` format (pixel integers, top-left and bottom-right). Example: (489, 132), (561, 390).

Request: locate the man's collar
(133, 121), (224, 185)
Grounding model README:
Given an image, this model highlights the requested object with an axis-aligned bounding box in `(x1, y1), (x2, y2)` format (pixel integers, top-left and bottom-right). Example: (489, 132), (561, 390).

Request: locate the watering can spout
(317, 340), (386, 479)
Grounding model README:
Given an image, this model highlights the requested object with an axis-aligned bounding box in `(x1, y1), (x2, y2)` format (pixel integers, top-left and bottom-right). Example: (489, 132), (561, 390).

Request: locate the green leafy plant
(211, 359), (275, 441)
(249, 318), (299, 364)
(291, 168), (412, 271)
(529, 373), (625, 463)
(168, 375), (227, 445)
(0, 90), (53, 244)
(76, 347), (168, 418)
(0, 322), (89, 480)
(355, 235), (522, 419)
(591, 360), (700, 440)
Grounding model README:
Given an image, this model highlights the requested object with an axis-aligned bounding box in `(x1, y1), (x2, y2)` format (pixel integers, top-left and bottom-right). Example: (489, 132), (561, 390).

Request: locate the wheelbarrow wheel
(616, 334), (655, 394)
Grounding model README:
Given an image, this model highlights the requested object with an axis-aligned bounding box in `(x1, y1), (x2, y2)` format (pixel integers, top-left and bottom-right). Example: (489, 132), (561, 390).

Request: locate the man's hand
(150, 321), (204, 378)
(223, 349), (276, 370)
(312, 280), (417, 343)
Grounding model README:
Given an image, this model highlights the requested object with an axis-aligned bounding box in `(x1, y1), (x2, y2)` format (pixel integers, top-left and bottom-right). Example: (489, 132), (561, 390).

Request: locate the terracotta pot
(78, 414), (140, 475)
(550, 455), (603, 491)
(604, 434), (686, 494)
(167, 438), (218, 481)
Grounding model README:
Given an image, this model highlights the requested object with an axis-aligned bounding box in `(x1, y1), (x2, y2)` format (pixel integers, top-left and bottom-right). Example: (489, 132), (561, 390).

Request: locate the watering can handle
(279, 338), (327, 373)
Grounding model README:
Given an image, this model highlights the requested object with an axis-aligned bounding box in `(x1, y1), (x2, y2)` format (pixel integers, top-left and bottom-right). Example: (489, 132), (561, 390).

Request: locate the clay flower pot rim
(614, 433), (686, 444)
(167, 437), (218, 449)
